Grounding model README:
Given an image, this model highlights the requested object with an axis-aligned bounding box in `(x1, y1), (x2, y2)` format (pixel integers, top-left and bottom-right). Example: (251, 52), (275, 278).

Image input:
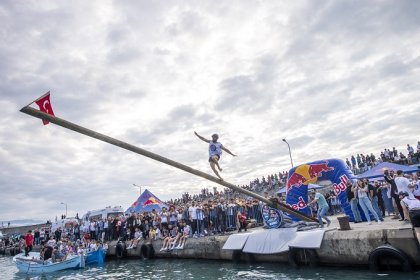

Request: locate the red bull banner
(285, 159), (356, 221)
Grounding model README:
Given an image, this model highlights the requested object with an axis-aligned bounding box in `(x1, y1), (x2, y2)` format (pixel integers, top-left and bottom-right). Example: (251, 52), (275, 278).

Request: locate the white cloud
(0, 0), (419, 220)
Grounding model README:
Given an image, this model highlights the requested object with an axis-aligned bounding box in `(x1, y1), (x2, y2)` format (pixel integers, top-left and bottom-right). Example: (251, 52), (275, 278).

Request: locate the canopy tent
(125, 189), (168, 214)
(308, 183), (326, 190)
(276, 183), (325, 195)
(357, 162), (419, 180)
(276, 187), (287, 195)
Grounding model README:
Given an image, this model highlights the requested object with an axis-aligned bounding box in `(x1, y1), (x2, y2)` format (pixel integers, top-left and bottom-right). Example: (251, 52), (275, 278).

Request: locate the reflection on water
(1, 256), (419, 280)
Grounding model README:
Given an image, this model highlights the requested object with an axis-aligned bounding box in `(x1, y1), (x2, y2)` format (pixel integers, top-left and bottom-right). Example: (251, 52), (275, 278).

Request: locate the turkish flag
(35, 91), (55, 125)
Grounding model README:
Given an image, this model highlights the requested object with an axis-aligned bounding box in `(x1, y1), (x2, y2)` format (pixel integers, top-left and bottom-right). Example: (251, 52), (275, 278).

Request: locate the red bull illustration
(125, 189), (168, 214)
(143, 197), (159, 207)
(285, 159), (356, 221)
(286, 161), (335, 193)
(307, 163), (335, 179)
(286, 172), (307, 192)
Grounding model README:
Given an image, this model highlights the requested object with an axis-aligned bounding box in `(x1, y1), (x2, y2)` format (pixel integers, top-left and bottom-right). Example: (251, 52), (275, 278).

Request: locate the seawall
(0, 224), (49, 236)
(106, 218), (420, 267)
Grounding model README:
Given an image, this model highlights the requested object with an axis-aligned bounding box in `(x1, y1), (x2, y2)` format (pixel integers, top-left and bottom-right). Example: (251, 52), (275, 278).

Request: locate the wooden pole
(20, 106), (316, 222)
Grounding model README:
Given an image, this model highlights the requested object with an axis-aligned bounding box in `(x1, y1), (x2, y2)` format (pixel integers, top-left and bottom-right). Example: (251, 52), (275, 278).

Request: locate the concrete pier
(107, 217), (420, 267)
(0, 224), (49, 236)
(2, 218), (418, 268)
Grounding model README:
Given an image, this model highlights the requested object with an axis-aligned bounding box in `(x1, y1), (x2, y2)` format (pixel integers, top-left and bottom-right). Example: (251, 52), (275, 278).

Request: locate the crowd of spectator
(346, 170), (420, 226)
(3, 141), (420, 256)
(0, 224), (105, 262)
(73, 170), (418, 248)
(0, 232), (25, 255)
(2, 169), (419, 259)
(169, 171), (289, 206)
(9, 195), (267, 255)
(80, 141), (420, 247)
(81, 198), (265, 243)
(346, 141), (420, 175)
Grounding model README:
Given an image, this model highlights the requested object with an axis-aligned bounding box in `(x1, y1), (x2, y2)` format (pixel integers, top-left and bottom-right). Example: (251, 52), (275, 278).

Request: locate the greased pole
(20, 106), (317, 222)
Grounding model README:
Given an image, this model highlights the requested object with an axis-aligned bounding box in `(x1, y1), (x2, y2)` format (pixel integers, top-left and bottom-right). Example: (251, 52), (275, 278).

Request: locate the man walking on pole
(194, 131), (237, 180)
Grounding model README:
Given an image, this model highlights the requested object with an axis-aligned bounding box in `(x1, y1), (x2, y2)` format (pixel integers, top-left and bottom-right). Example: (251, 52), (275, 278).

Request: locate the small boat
(13, 252), (83, 274)
(85, 248), (106, 265)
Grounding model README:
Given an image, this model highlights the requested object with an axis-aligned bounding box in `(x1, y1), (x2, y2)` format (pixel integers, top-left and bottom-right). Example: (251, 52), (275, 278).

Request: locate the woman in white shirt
(353, 180), (381, 225)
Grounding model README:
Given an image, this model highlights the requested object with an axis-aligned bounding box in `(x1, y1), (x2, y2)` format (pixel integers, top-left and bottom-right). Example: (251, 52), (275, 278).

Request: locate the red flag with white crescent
(34, 91), (55, 125)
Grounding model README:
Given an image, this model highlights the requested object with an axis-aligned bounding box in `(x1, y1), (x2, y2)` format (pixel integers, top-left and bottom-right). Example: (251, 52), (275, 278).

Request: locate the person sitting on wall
(159, 224), (179, 251)
(176, 222), (190, 249)
(127, 227), (143, 250)
(399, 191), (420, 243)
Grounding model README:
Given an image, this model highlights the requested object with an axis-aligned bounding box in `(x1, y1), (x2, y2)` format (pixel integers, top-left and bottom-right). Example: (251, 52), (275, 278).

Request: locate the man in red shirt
(25, 230), (34, 256)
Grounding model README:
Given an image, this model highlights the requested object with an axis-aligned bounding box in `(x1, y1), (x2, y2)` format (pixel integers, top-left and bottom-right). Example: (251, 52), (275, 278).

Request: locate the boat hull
(14, 253), (81, 274)
(85, 248), (106, 265)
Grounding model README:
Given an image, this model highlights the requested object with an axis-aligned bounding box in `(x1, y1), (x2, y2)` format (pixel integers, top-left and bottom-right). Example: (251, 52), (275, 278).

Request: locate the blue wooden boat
(85, 248), (106, 265)
(13, 252), (82, 274)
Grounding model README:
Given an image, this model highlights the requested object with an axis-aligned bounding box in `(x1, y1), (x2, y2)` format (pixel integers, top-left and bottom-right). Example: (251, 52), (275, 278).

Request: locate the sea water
(0, 256), (419, 280)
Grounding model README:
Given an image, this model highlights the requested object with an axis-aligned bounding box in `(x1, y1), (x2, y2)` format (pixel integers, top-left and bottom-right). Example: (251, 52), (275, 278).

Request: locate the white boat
(13, 252), (83, 274)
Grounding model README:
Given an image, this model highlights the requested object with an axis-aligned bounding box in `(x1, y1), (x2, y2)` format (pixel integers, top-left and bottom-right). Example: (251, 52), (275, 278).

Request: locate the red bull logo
(286, 161), (334, 192)
(143, 197), (159, 206)
(287, 196), (307, 211)
(332, 175), (350, 195)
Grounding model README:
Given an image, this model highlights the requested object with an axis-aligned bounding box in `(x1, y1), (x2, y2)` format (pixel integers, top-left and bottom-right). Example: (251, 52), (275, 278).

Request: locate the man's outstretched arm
(222, 146), (237, 157)
(194, 131), (210, 143)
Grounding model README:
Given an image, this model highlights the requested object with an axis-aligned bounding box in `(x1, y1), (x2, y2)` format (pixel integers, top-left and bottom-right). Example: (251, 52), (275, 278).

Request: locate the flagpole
(19, 105), (316, 222)
(23, 91), (51, 108)
(33, 91), (51, 103)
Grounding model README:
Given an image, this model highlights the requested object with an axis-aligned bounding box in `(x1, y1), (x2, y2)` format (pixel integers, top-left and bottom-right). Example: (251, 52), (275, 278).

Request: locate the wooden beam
(20, 106), (317, 222)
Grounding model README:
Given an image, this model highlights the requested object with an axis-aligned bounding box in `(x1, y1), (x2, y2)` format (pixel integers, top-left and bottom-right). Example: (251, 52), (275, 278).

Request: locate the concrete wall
(318, 227), (420, 265)
(107, 227), (420, 267)
(0, 224), (49, 236)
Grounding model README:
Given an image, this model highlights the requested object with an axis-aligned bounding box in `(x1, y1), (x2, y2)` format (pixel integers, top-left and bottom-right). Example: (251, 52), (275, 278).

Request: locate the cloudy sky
(1, 0), (419, 221)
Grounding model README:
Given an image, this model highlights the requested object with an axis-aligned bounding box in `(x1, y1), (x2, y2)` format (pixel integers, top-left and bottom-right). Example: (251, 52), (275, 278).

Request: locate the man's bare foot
(218, 168), (223, 172)
(214, 173), (223, 180)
